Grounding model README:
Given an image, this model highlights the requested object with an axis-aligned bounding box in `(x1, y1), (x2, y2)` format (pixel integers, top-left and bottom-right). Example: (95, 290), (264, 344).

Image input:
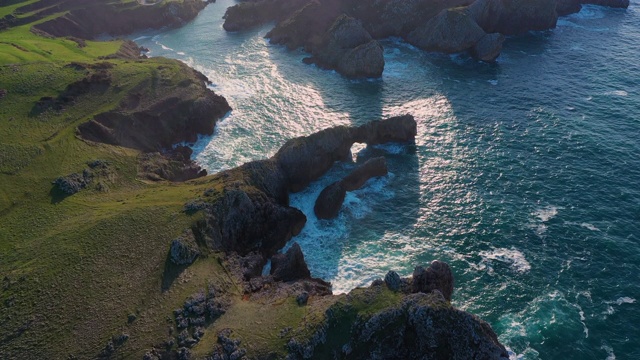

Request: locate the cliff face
(25, 0), (211, 39)
(77, 62), (230, 153)
(222, 0), (630, 75)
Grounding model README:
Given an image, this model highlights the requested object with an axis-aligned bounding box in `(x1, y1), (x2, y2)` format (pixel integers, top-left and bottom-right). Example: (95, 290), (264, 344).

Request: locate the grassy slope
(0, 4), (247, 358)
(0, 2), (395, 359)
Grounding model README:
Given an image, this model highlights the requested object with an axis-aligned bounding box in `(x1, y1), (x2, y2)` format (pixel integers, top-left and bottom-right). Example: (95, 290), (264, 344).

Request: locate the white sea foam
(284, 164), (397, 294)
(372, 142), (408, 155)
(159, 43), (174, 51)
(533, 206), (558, 222)
(614, 296), (636, 305)
(488, 80), (498, 86)
(478, 247), (531, 273)
(132, 35), (150, 41)
(604, 90), (628, 97)
(602, 345), (616, 360)
(565, 221), (600, 231)
(177, 51), (186, 56)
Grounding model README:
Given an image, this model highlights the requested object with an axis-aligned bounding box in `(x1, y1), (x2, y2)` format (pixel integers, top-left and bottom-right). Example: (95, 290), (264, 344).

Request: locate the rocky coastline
(147, 115), (511, 359)
(223, 0), (630, 77)
(6, 0), (629, 358)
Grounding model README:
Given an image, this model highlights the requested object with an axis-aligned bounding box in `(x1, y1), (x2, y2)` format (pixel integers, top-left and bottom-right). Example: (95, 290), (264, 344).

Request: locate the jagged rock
(277, 115), (416, 192)
(211, 329), (248, 360)
(314, 182), (347, 220)
(408, 8), (485, 54)
(314, 157), (388, 219)
(412, 260), (454, 301)
(270, 243), (311, 281)
(556, 0), (582, 16)
(52, 169), (93, 195)
(336, 40), (385, 78)
(341, 157), (388, 191)
(351, 115), (418, 146)
(315, 14), (384, 78)
(287, 285), (508, 360)
(471, 32), (505, 62)
(77, 62), (231, 153)
(384, 271), (401, 291)
(296, 291), (310, 305)
(266, 1), (339, 51)
(470, 0), (559, 35)
(32, 0), (209, 39)
(170, 230), (200, 266)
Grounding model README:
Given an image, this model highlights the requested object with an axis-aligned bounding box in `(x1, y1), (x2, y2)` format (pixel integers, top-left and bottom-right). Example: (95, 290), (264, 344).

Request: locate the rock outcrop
(314, 156), (388, 219)
(74, 59), (230, 182)
(30, 0), (210, 39)
(408, 8), (486, 54)
(77, 64), (230, 152)
(470, 0), (559, 35)
(411, 260), (455, 301)
(188, 115), (416, 257)
(276, 115), (415, 192)
(270, 243), (311, 281)
(310, 14), (385, 78)
(286, 261), (508, 359)
(170, 230), (201, 266)
(222, 0), (629, 72)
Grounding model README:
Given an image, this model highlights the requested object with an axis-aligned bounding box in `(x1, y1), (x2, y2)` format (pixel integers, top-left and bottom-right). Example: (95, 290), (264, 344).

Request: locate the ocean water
(132, 1), (640, 358)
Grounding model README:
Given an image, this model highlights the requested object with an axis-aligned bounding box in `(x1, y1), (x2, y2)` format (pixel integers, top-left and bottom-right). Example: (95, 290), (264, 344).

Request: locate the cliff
(19, 0), (212, 39)
(1, 1), (510, 358)
(222, 0), (630, 76)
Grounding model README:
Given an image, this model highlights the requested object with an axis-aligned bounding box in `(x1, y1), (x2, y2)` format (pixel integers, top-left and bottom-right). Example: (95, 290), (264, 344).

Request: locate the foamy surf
(478, 248), (532, 273)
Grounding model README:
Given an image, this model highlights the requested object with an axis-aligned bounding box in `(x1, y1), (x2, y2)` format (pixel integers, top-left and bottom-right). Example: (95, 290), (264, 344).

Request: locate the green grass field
(0, 2), (253, 358)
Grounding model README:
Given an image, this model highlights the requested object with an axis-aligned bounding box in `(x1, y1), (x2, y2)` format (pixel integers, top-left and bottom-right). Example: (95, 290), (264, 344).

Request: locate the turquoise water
(133, 1), (640, 358)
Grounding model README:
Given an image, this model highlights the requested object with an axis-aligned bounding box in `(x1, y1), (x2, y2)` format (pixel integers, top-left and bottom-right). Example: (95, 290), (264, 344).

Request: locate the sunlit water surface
(133, 1), (640, 358)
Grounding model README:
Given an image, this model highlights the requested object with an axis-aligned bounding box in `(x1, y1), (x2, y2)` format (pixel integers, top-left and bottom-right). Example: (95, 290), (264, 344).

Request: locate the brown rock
(270, 243), (311, 281)
(412, 260), (454, 301)
(314, 157), (388, 219)
(407, 8), (485, 54)
(471, 33), (505, 62)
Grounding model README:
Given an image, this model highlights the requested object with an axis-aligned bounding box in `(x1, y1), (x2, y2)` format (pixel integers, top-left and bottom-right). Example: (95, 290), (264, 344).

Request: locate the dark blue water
(133, 1), (640, 358)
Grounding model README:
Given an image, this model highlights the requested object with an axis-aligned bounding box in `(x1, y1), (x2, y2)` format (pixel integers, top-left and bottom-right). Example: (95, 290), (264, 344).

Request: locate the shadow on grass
(49, 186), (71, 204)
(161, 251), (190, 292)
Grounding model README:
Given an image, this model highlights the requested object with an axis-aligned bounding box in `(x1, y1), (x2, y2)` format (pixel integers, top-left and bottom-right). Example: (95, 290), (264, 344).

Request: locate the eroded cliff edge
(146, 116), (509, 359)
(223, 0), (630, 77)
(1, 1), (520, 358)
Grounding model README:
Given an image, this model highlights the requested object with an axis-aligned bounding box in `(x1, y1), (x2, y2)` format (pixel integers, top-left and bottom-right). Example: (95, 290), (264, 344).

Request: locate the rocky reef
(223, 0), (630, 76)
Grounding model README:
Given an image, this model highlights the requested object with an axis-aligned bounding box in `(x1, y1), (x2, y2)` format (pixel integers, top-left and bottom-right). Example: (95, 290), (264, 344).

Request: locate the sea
(131, 1), (640, 358)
